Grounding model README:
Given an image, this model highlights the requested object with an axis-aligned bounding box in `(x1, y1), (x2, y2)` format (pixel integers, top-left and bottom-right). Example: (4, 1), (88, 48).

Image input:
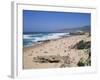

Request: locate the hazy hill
(57, 25), (90, 33)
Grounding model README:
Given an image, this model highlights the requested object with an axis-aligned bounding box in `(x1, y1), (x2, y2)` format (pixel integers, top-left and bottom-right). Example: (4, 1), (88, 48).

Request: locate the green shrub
(85, 58), (91, 66)
(77, 61), (85, 66)
(84, 41), (91, 49)
(77, 40), (85, 49)
(77, 58), (85, 66)
(73, 40), (91, 49)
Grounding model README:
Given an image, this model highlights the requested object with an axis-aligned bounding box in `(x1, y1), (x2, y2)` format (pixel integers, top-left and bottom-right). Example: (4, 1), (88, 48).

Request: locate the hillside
(57, 25), (90, 33)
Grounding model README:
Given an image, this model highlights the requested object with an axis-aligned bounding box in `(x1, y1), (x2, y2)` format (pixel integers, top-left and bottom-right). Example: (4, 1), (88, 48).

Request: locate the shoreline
(23, 33), (84, 49)
(23, 33), (90, 69)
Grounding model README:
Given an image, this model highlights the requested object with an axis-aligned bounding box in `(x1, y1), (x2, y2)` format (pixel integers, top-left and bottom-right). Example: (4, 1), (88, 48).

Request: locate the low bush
(72, 40), (91, 49)
(77, 58), (85, 66)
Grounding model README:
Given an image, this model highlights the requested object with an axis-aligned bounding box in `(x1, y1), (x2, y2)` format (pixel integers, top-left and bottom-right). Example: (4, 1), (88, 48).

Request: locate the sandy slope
(23, 34), (90, 69)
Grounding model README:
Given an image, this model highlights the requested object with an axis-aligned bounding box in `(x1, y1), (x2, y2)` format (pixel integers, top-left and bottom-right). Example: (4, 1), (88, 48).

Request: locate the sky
(23, 10), (91, 32)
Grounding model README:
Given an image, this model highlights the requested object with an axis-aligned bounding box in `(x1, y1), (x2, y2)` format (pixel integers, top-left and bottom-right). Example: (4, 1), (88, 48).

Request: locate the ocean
(23, 32), (70, 47)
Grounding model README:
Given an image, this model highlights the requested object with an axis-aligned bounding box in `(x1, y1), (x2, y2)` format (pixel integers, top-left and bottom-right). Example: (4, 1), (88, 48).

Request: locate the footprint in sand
(64, 50), (66, 52)
(44, 51), (48, 53)
(40, 49), (42, 51)
(28, 53), (32, 56)
(35, 51), (38, 53)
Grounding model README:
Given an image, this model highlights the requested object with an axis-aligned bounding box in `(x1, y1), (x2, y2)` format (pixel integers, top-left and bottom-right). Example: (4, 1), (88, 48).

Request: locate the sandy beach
(23, 33), (91, 69)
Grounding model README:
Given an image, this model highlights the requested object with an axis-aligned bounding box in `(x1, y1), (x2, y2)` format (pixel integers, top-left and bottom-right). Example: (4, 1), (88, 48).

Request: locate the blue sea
(23, 32), (70, 47)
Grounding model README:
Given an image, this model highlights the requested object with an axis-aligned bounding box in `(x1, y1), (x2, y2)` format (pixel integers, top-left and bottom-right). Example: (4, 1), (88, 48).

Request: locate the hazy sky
(23, 10), (91, 32)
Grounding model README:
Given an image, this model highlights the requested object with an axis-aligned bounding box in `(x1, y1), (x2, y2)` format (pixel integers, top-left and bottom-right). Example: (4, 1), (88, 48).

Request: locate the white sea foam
(23, 33), (70, 47)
